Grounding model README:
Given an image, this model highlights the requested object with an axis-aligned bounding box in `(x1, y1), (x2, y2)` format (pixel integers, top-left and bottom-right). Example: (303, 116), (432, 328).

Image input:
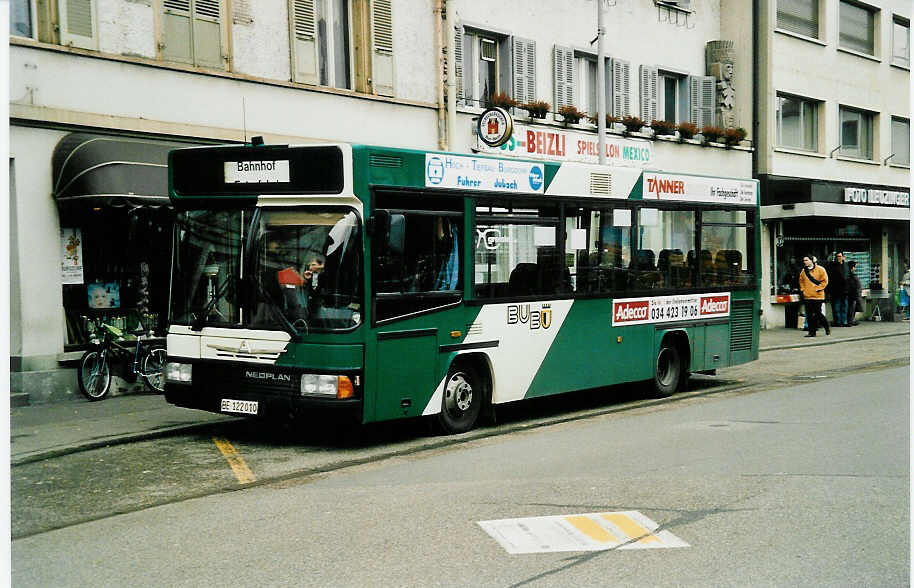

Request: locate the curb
(11, 418), (238, 466)
(760, 330), (909, 352)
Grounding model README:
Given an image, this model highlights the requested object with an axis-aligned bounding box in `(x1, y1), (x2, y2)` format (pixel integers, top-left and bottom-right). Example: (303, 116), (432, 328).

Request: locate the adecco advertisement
(611, 293), (731, 327)
(642, 173), (756, 205)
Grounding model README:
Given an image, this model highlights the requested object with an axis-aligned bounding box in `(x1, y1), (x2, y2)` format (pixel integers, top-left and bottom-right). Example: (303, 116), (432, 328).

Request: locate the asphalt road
(11, 359), (909, 585)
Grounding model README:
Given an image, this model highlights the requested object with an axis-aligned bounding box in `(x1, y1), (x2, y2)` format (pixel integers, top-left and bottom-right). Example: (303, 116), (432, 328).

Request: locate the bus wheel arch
(651, 330), (690, 398)
(437, 353), (491, 434)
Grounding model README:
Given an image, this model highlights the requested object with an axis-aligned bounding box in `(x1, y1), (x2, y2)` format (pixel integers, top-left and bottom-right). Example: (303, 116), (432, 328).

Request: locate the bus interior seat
(508, 263), (539, 296)
(715, 249), (743, 284)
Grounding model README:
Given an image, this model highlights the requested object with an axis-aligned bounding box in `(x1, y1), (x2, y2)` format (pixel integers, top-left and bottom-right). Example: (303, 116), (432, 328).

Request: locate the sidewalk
(10, 320), (910, 466)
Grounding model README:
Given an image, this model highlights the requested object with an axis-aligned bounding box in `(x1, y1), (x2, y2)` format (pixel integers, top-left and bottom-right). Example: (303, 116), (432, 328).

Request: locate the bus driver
(277, 252), (325, 322)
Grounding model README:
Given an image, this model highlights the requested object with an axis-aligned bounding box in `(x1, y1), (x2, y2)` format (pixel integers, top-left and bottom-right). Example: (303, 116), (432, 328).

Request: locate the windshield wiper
(192, 277), (233, 331)
(252, 278), (303, 342)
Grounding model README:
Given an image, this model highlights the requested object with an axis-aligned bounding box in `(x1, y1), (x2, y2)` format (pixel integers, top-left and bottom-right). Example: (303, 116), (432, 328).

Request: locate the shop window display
(62, 207), (173, 348)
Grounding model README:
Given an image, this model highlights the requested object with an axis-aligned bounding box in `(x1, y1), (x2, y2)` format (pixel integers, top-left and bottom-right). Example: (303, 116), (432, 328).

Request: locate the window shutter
(553, 45), (574, 111)
(193, 0), (223, 68)
(291, 0), (319, 84)
(777, 0), (819, 38)
(59, 0), (97, 49)
(689, 75), (715, 128)
(640, 65), (658, 123)
(512, 37), (536, 104)
(611, 58), (631, 118)
(453, 25), (464, 105)
(162, 0), (193, 64)
(370, 0), (394, 96)
(233, 0), (253, 25)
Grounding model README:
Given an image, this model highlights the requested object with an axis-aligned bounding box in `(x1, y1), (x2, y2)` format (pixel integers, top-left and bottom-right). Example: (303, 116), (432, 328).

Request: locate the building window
(776, 94), (818, 151)
(893, 16), (910, 68)
(459, 29), (511, 108)
(575, 55), (598, 117)
(659, 72), (687, 124)
(839, 106), (874, 160)
(839, 1), (877, 56)
(891, 117), (910, 166)
(11, 0), (33, 37)
(777, 0), (819, 39)
(161, 0), (224, 68)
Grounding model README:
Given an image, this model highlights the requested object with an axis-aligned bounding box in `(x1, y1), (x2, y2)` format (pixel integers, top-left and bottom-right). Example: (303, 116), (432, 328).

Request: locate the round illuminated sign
(477, 107), (514, 148)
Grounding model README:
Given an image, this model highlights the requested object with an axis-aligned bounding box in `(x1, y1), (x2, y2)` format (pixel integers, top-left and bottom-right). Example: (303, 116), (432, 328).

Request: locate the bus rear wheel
(651, 341), (682, 398)
(438, 362), (483, 434)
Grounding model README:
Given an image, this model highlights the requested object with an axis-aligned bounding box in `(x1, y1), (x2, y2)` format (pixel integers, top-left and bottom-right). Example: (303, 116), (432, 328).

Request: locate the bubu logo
(507, 303), (552, 330)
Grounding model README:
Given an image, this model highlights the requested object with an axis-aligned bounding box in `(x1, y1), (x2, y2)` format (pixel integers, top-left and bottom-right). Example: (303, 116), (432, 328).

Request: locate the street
(11, 335), (910, 586)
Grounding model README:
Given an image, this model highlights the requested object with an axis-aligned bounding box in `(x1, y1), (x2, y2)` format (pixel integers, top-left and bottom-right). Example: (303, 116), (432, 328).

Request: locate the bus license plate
(221, 398), (258, 415)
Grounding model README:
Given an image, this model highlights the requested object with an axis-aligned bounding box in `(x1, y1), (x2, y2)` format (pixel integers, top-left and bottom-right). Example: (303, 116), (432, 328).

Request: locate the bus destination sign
(611, 293), (730, 327)
(224, 160), (291, 184)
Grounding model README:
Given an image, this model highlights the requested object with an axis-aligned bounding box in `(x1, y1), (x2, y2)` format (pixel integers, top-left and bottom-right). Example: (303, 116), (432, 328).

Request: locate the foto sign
(612, 293), (731, 327)
(425, 154), (544, 194)
(844, 188), (910, 207)
(643, 172), (756, 205)
(224, 160), (291, 183)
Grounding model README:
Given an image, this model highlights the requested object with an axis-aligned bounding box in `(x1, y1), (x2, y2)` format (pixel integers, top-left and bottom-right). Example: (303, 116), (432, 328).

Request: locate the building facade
(10, 0), (754, 402)
(755, 0), (910, 328)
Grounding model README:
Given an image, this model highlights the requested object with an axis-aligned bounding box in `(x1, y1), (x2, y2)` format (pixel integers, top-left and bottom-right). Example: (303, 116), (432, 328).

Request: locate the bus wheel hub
(446, 374), (473, 413)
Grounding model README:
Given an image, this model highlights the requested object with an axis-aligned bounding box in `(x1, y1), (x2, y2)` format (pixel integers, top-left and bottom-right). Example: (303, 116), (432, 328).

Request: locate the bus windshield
(170, 207), (363, 333)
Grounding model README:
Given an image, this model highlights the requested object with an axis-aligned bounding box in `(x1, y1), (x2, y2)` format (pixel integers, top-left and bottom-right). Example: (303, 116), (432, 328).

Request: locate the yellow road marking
(212, 437), (257, 484)
(564, 516), (620, 544)
(601, 513), (661, 544)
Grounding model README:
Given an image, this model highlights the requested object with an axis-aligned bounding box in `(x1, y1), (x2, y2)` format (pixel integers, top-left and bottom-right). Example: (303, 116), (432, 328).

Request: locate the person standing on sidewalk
(826, 252), (849, 327)
(799, 255), (830, 337)
(846, 260), (862, 326)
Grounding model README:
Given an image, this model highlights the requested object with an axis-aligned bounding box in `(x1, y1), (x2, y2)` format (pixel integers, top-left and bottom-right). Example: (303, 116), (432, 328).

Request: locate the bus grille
(369, 154), (402, 168)
(730, 300), (754, 352)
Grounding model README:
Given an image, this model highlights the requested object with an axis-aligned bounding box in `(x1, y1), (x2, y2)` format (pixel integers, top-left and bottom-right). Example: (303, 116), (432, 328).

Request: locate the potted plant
(488, 91), (519, 110)
(676, 122), (699, 141)
(621, 115), (645, 134)
(723, 126), (748, 147)
(700, 125), (725, 144)
(558, 104), (587, 125)
(588, 114), (620, 128)
(521, 100), (551, 119)
(649, 119), (677, 137)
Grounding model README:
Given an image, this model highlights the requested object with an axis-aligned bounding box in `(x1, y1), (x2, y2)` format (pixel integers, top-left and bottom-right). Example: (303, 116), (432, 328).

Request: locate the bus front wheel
(438, 362), (483, 434)
(651, 341), (682, 398)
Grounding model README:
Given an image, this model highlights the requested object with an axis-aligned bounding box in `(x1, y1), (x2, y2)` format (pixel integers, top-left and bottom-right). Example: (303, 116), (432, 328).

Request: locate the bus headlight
(300, 374), (354, 399)
(165, 362), (193, 384)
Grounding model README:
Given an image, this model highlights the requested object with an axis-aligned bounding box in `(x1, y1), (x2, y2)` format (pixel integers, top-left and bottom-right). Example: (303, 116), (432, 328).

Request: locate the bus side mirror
(371, 210), (405, 257)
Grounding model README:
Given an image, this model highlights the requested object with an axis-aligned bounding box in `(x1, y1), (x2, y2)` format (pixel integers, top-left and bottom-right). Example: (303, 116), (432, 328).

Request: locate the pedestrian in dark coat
(799, 255), (830, 337)
(846, 260), (862, 326)
(826, 252), (849, 326)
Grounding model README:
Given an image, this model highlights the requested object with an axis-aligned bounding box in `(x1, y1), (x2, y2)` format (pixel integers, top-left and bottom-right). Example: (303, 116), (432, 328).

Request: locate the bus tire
(651, 340), (682, 398)
(437, 362), (483, 434)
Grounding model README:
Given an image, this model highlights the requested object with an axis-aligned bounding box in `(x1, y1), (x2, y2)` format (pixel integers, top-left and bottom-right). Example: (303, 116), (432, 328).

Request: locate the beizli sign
(844, 188), (910, 207)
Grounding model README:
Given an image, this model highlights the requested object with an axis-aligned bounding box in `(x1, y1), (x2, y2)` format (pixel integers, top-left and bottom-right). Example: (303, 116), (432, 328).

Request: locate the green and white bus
(164, 141), (759, 433)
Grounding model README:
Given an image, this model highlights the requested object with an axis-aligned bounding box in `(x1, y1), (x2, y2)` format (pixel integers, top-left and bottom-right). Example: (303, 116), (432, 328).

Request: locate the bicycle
(77, 315), (167, 401)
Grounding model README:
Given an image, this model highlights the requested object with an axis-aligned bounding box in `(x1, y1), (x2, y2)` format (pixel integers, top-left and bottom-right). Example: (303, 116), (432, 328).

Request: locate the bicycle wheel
(141, 346), (167, 393)
(78, 350), (111, 401)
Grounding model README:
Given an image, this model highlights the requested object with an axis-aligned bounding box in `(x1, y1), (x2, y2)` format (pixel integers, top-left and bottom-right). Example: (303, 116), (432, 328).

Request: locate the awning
(52, 133), (192, 209)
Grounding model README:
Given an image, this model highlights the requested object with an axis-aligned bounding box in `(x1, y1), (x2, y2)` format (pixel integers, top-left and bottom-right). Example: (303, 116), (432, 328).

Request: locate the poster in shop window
(60, 228), (84, 285)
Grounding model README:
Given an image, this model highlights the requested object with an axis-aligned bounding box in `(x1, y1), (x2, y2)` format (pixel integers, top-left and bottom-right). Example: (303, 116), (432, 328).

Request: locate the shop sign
(61, 227), (84, 285)
(611, 293), (731, 327)
(642, 172), (756, 205)
(477, 107), (514, 148)
(475, 122), (653, 167)
(844, 188), (909, 207)
(424, 153), (544, 194)
(224, 160), (290, 183)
